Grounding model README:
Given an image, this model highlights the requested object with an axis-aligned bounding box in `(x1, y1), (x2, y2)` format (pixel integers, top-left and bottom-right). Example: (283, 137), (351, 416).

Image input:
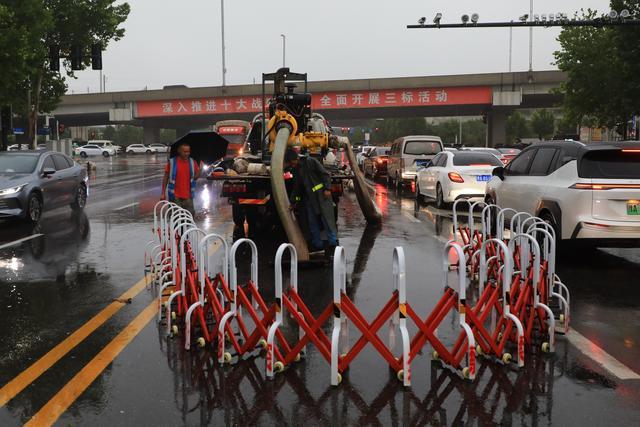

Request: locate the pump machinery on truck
(207, 68), (382, 261)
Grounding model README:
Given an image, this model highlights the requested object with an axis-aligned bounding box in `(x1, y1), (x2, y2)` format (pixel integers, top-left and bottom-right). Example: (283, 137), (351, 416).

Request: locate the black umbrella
(169, 131), (229, 164)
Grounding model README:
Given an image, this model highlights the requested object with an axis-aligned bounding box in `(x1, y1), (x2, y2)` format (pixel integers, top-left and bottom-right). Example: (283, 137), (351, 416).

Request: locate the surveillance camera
(418, 16), (426, 25)
(608, 10), (618, 19)
(533, 14), (540, 21)
(620, 9), (630, 18)
(549, 13), (555, 21)
(541, 14), (547, 21)
(461, 14), (469, 24)
(471, 13), (479, 23)
(519, 14), (529, 22)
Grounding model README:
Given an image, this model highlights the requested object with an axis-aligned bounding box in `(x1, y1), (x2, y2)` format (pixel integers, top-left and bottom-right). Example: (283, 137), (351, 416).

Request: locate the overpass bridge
(54, 70), (565, 146)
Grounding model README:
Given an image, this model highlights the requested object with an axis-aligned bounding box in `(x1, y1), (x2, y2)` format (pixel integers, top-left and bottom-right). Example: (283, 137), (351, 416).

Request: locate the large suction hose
(270, 126), (310, 261)
(340, 139), (382, 224)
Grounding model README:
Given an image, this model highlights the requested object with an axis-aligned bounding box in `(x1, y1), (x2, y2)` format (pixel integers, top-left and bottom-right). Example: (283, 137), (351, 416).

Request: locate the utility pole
(281, 34), (286, 67)
(221, 0), (227, 86)
(99, 69), (103, 92)
(529, 0), (534, 72)
(509, 24), (513, 72)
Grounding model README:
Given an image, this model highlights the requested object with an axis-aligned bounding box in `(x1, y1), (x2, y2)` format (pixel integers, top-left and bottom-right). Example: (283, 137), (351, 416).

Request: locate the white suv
(486, 141), (640, 247)
(126, 144), (155, 154)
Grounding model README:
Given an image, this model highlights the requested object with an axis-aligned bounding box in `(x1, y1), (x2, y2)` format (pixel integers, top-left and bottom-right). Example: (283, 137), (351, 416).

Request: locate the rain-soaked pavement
(0, 155), (639, 426)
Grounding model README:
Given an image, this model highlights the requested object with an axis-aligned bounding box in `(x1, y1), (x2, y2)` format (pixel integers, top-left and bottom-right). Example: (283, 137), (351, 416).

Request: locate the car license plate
(476, 175), (491, 182)
(628, 201), (640, 215)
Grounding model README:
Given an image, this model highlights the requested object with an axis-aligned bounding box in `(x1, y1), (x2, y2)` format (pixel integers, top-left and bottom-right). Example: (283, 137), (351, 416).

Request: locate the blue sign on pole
(13, 128), (25, 135)
(37, 127), (50, 136)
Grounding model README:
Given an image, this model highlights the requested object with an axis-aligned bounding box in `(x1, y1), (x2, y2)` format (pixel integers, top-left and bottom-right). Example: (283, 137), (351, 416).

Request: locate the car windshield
(222, 134), (245, 145)
(579, 149), (640, 179)
(467, 148), (502, 156)
(453, 152), (503, 167)
(373, 147), (390, 156)
(0, 155), (38, 173)
(404, 141), (441, 155)
(499, 148), (521, 155)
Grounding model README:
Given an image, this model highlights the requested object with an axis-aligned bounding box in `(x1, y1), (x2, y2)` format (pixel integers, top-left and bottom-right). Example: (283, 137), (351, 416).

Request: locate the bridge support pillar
(143, 127), (161, 146)
(175, 127), (191, 138)
(487, 110), (508, 147)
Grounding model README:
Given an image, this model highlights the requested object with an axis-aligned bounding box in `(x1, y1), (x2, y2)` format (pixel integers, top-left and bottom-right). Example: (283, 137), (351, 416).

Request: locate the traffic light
(70, 45), (83, 70)
(91, 43), (102, 70)
(1, 106), (12, 134)
(48, 45), (60, 72)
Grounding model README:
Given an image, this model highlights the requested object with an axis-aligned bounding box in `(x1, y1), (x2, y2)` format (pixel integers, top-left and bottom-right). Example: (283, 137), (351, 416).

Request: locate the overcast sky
(66, 0), (611, 94)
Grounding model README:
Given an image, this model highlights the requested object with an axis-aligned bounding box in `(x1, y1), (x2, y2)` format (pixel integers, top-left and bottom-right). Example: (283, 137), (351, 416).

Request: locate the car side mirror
(42, 167), (56, 177)
(492, 166), (505, 180)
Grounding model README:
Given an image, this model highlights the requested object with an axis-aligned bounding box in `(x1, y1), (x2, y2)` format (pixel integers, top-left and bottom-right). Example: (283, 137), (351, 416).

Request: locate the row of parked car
(357, 137), (640, 248)
(73, 141), (170, 157)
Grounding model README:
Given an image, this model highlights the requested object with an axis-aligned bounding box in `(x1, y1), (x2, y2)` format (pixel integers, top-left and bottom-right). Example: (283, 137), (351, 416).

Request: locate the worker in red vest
(161, 141), (199, 216)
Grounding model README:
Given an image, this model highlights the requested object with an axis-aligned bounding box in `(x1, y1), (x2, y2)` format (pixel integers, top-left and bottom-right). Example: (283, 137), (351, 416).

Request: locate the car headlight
(0, 184), (26, 196)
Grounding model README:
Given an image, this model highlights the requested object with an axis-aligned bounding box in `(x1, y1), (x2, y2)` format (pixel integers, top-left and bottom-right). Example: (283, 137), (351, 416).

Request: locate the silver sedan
(0, 151), (88, 223)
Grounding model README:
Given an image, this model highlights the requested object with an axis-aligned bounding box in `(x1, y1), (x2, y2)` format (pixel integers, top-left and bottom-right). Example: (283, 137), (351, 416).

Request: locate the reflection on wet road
(0, 158), (639, 425)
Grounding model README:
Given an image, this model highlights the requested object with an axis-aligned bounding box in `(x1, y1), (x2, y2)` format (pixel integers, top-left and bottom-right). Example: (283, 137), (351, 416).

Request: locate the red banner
(135, 86), (492, 118)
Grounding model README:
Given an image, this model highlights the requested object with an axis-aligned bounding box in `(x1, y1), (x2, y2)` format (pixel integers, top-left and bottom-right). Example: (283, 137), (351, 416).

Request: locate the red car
(362, 146), (391, 180)
(498, 147), (521, 165)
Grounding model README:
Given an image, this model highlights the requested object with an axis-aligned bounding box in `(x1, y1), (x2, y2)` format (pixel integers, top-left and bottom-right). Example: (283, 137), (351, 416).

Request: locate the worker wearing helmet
(286, 148), (337, 255)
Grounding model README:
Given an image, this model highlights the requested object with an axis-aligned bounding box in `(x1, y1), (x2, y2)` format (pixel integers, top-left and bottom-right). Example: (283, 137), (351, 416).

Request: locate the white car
(356, 146), (375, 169)
(74, 144), (115, 158)
(126, 144), (155, 154)
(486, 141), (640, 247)
(148, 143), (170, 153)
(89, 140), (122, 154)
(416, 150), (502, 209)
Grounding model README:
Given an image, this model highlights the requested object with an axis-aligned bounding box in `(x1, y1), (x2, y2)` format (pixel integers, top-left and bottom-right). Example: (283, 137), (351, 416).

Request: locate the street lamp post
(280, 34), (286, 68)
(221, 0), (227, 86)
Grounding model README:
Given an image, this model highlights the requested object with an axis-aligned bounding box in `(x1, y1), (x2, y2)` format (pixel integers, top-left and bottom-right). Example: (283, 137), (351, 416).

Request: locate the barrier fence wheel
(559, 314), (565, 323)
(171, 311), (176, 321)
(223, 352), (232, 363)
(476, 345), (483, 356)
(396, 370), (404, 381)
(196, 337), (205, 348)
(294, 353), (302, 362)
(432, 350), (439, 361)
(502, 353), (512, 364)
(541, 342), (550, 353)
(274, 361), (284, 373)
(462, 367), (471, 379)
(171, 325), (178, 336)
(258, 339), (267, 350)
(336, 373), (342, 384)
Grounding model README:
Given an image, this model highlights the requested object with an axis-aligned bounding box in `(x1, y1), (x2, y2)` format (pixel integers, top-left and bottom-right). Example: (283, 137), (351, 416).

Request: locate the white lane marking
(113, 202), (139, 211)
(0, 234), (44, 251)
(565, 329), (640, 380)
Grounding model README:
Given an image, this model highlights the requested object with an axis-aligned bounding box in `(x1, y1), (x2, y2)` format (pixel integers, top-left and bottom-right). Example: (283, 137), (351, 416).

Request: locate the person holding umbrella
(161, 141), (200, 216)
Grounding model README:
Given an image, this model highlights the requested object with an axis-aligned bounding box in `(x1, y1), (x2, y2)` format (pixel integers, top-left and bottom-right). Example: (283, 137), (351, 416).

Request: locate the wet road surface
(0, 156), (639, 425)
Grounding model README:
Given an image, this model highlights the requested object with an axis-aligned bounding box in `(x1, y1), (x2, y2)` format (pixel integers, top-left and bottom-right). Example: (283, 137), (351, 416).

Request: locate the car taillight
(570, 183), (640, 190)
(448, 172), (464, 183)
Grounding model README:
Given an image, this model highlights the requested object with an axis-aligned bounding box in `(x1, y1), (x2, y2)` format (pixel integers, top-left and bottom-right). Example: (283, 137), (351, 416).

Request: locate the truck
(213, 120), (251, 160)
(208, 68), (381, 261)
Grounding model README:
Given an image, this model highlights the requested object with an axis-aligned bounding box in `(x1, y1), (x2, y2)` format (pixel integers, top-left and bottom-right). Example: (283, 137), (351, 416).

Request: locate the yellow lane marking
(0, 275), (149, 407)
(25, 300), (158, 427)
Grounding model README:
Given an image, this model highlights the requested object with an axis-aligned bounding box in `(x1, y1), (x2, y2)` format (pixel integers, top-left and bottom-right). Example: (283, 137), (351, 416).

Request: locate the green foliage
(370, 117), (428, 144)
(367, 117), (487, 146)
(0, 0), (129, 146)
(530, 109), (555, 140)
(160, 129), (177, 144)
(506, 111), (529, 144)
(554, 4), (640, 135)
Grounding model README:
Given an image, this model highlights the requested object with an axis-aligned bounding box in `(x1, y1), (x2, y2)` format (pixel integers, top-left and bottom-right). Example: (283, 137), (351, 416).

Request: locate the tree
(370, 117), (428, 144)
(159, 129), (177, 144)
(103, 125), (116, 141)
(506, 112), (529, 144)
(531, 109), (555, 140)
(0, 0), (130, 147)
(554, 4), (640, 137)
